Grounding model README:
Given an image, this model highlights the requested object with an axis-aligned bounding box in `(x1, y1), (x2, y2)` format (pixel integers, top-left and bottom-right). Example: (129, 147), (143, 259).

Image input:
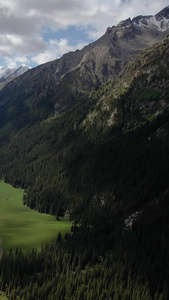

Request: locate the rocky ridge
(0, 7), (169, 125)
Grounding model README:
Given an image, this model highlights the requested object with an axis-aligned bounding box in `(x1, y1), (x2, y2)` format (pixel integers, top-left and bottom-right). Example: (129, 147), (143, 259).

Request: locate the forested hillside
(1, 36), (169, 216)
(0, 35), (169, 299)
(0, 1), (169, 292)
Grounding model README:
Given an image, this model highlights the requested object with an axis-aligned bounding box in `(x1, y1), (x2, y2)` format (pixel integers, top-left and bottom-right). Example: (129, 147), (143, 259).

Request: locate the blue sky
(0, 0), (168, 68)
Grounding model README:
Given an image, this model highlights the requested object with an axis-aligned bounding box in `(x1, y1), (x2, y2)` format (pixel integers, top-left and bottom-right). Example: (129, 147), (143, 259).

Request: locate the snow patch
(0, 65), (30, 81)
(134, 15), (169, 32)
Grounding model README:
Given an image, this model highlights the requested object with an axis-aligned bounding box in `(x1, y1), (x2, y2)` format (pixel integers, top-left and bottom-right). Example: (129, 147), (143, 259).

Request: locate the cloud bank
(0, 0), (168, 67)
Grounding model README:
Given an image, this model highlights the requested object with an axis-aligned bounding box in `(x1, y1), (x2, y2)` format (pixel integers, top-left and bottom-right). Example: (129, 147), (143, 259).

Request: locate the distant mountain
(0, 6), (169, 124)
(0, 65), (30, 91)
(0, 65), (30, 83)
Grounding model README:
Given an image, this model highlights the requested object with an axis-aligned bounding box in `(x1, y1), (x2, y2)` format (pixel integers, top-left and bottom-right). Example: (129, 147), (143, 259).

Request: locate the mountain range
(0, 65), (29, 91)
(0, 6), (169, 124)
(0, 65), (29, 82)
(0, 6), (169, 300)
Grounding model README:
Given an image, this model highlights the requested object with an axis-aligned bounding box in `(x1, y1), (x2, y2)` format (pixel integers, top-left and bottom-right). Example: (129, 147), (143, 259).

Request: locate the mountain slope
(0, 35), (169, 215)
(1, 11), (169, 300)
(0, 7), (169, 130)
(83, 35), (169, 131)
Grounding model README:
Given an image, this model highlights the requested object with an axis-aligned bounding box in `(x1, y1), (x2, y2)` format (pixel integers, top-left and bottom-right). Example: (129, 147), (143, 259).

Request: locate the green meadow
(0, 181), (71, 252)
(0, 293), (7, 300)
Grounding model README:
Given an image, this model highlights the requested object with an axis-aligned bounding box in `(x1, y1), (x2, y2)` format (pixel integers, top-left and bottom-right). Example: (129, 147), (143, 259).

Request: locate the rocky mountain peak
(132, 6), (169, 31)
(155, 5), (169, 20)
(118, 18), (132, 27)
(0, 65), (30, 83)
(0, 6), (169, 119)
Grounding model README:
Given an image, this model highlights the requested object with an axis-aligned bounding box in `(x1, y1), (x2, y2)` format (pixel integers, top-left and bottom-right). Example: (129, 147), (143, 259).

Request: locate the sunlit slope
(0, 181), (71, 252)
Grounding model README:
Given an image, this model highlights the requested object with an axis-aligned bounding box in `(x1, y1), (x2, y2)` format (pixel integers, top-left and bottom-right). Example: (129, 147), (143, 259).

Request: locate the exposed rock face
(0, 7), (169, 121)
(132, 6), (169, 31)
(124, 211), (142, 229)
(80, 32), (169, 171)
(156, 5), (169, 22)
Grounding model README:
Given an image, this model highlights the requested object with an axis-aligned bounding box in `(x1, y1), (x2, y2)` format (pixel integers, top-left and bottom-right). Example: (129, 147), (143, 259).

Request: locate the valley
(0, 181), (71, 252)
(0, 5), (169, 300)
(0, 294), (7, 300)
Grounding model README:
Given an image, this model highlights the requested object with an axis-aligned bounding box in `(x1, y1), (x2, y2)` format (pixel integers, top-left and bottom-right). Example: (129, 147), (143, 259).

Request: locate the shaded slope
(0, 36), (169, 217)
(0, 11), (169, 300)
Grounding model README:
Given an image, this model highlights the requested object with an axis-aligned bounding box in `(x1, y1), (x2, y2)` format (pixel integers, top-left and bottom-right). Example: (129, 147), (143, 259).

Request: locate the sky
(0, 0), (168, 69)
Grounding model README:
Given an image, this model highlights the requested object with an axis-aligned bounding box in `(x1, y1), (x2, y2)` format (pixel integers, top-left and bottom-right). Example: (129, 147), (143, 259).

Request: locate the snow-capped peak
(139, 16), (169, 31)
(132, 6), (169, 32)
(0, 65), (30, 82)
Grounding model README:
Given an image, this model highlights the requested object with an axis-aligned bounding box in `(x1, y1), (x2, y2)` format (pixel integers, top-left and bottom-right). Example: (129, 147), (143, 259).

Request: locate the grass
(0, 292), (7, 300)
(0, 181), (71, 252)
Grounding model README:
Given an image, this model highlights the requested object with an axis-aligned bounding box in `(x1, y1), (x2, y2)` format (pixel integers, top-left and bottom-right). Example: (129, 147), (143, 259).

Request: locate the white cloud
(32, 38), (86, 65)
(0, 0), (168, 67)
(4, 55), (29, 69)
(6, 34), (22, 46)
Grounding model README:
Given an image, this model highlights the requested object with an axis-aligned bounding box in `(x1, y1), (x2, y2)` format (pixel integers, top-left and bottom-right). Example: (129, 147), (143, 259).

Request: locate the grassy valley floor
(0, 181), (71, 252)
(0, 294), (7, 300)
